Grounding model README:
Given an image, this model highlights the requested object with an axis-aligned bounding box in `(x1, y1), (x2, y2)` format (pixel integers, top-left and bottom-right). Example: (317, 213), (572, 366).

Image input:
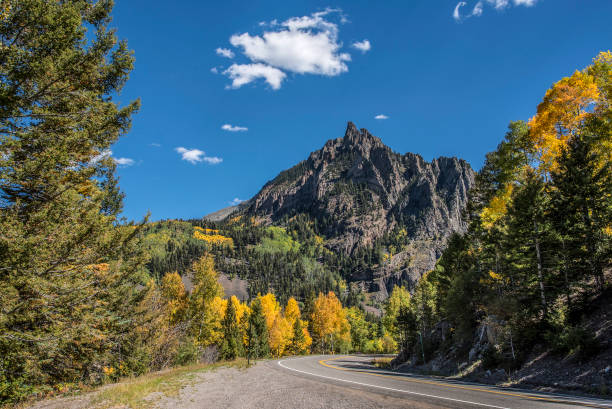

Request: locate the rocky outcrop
(244, 122), (475, 297)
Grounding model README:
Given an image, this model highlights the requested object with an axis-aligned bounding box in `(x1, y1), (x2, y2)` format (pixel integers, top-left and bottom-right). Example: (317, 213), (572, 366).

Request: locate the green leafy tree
(346, 307), (369, 352)
(382, 285), (411, 347)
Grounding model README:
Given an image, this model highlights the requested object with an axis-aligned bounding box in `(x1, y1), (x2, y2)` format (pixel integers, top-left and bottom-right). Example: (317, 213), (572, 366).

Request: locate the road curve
(276, 355), (612, 409)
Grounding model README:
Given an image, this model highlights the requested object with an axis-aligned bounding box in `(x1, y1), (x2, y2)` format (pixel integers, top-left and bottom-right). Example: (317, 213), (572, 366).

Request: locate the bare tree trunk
(533, 219), (547, 316)
(561, 239), (572, 311)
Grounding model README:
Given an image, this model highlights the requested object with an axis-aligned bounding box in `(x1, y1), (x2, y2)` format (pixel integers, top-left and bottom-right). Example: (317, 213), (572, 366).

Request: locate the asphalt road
(276, 355), (612, 409)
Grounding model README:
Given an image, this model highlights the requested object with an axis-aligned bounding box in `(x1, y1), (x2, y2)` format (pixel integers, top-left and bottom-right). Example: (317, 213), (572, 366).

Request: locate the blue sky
(108, 0), (612, 222)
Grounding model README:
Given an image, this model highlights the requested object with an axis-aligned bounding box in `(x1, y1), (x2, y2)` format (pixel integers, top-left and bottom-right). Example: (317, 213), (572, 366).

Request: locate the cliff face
(245, 122), (475, 298)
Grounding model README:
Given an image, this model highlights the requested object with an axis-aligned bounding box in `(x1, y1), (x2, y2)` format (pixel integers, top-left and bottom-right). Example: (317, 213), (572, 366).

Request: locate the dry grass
(371, 357), (393, 369)
(89, 358), (248, 409)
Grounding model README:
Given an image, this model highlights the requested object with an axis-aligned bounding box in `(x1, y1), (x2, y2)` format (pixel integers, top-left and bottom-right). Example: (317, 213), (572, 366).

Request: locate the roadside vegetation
(392, 53), (611, 377)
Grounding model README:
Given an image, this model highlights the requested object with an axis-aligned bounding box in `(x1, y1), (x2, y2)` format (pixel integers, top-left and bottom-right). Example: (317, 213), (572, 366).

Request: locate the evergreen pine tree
(504, 170), (554, 319)
(220, 300), (242, 360)
(246, 299), (270, 363)
(290, 318), (307, 355)
(0, 0), (146, 401)
(549, 128), (611, 293)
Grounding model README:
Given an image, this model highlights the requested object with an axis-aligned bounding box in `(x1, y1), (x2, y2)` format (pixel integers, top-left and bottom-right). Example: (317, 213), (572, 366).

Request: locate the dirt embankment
(393, 288), (612, 397)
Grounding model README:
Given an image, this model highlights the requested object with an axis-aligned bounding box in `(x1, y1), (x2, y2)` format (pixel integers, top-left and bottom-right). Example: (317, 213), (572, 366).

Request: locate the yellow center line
(319, 356), (610, 409)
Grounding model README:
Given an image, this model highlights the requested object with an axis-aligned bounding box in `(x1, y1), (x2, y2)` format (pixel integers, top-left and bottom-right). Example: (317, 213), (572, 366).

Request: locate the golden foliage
(480, 184), (514, 230)
(193, 230), (234, 248)
(528, 70), (600, 175)
(161, 272), (187, 325)
(310, 292), (351, 351)
(258, 293), (281, 332)
(284, 297), (301, 325)
(488, 270), (503, 281)
(269, 314), (291, 357)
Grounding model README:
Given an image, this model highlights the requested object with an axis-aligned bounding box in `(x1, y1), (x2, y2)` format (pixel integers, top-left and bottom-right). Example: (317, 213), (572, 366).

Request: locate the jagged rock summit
(243, 122), (475, 298)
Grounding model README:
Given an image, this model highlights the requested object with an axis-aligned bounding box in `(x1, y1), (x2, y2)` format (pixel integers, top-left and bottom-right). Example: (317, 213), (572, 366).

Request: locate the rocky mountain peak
(342, 121), (384, 152)
(243, 122), (475, 298)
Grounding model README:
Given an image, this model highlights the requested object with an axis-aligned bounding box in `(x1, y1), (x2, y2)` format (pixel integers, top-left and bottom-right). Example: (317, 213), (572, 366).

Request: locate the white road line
(322, 358), (612, 408)
(278, 358), (510, 409)
(314, 356), (612, 409)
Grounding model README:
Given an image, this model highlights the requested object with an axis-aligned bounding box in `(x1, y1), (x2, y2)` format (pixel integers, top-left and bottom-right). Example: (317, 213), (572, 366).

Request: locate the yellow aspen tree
(311, 292), (350, 353)
(228, 295), (250, 347)
(480, 184), (514, 230)
(203, 296), (227, 347)
(284, 297), (301, 326)
(283, 297), (302, 353)
(258, 293), (281, 332)
(269, 314), (291, 357)
(188, 254), (224, 348)
(160, 272), (188, 325)
(528, 70), (600, 176)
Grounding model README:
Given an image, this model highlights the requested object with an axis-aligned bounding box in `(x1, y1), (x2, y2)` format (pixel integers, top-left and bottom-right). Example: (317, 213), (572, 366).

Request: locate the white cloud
(223, 63), (286, 90)
(454, 2), (467, 21)
(210, 67), (219, 74)
(229, 197), (244, 206)
(202, 156), (223, 165)
(352, 39), (371, 53)
(175, 147), (222, 165)
(221, 124), (248, 132)
(90, 149), (135, 166)
(150, 143), (161, 147)
(218, 9), (361, 89)
(216, 48), (234, 59)
(114, 157), (135, 166)
(91, 149), (112, 164)
(455, 0), (538, 20)
(487, 0), (509, 10)
(513, 0), (536, 5)
(375, 114), (389, 120)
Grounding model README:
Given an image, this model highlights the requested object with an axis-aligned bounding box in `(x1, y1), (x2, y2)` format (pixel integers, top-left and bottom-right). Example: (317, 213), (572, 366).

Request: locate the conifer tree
(0, 0), (146, 401)
(245, 299), (269, 363)
(549, 128), (611, 293)
(290, 318), (307, 355)
(504, 171), (554, 318)
(220, 299), (242, 360)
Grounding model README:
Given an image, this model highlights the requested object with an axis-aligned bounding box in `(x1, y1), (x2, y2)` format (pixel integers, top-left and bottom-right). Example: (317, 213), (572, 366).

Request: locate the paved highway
(276, 355), (612, 409)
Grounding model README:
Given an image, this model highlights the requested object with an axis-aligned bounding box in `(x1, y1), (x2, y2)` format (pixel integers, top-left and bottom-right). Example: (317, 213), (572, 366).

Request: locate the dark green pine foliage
(245, 299), (270, 361)
(289, 318), (306, 355)
(504, 171), (554, 319)
(549, 128), (612, 294)
(220, 300), (242, 360)
(0, 0), (147, 402)
(396, 305), (418, 353)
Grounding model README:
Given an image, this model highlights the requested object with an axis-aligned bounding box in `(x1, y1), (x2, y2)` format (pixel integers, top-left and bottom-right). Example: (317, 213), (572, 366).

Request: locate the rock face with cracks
(243, 122), (475, 298)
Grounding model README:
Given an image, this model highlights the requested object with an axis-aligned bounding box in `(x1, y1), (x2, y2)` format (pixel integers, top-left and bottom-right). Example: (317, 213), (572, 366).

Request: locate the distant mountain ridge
(212, 122), (475, 298)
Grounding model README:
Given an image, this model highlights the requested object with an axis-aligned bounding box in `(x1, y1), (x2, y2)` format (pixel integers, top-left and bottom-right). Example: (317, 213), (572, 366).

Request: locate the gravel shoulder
(24, 360), (438, 409)
(153, 360), (437, 409)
